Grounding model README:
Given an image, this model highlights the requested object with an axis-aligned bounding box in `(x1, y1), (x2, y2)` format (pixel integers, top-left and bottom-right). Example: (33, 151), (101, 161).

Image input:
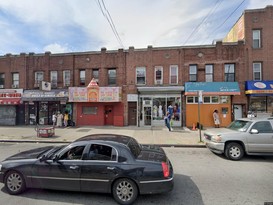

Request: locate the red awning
(0, 98), (21, 105)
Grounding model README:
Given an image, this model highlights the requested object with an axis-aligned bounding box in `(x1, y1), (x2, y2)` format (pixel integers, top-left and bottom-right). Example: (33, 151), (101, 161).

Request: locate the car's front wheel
(4, 170), (26, 195)
(112, 178), (138, 205)
(225, 142), (244, 160)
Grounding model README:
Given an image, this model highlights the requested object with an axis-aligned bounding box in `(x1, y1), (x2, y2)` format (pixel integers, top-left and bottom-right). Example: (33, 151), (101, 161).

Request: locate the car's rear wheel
(112, 178), (138, 205)
(4, 170), (26, 195)
(225, 142), (244, 160)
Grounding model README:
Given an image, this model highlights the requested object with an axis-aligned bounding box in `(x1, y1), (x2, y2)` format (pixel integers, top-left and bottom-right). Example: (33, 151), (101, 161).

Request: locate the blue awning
(245, 80), (273, 96)
(185, 82), (240, 95)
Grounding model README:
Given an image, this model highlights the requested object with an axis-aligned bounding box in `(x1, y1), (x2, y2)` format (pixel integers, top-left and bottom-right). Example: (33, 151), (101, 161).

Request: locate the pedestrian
(64, 111), (69, 127)
(164, 111), (172, 131)
(56, 111), (63, 127)
(213, 109), (220, 128)
(52, 112), (57, 127)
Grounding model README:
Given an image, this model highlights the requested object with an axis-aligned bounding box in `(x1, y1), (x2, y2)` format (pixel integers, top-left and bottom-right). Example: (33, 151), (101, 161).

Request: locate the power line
(97, 0), (124, 48)
(183, 0), (223, 45)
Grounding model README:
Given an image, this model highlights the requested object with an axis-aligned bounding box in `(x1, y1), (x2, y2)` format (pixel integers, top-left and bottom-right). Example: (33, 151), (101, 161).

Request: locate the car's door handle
(107, 167), (115, 170)
(69, 165), (79, 170)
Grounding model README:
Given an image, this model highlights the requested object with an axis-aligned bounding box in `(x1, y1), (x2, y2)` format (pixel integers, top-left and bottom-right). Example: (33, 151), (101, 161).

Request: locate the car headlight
(211, 135), (222, 142)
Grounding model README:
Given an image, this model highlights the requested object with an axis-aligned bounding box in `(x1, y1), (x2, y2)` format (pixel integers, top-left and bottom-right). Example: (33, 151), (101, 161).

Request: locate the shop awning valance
(0, 98), (21, 105)
(245, 80), (273, 96)
(185, 82), (240, 95)
(137, 86), (184, 94)
(22, 89), (69, 101)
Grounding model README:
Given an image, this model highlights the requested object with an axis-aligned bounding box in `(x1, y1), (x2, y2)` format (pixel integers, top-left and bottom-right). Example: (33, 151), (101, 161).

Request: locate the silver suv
(203, 118), (273, 160)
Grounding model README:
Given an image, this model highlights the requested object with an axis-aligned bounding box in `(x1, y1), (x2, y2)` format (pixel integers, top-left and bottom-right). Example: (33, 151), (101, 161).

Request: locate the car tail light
(161, 162), (170, 178)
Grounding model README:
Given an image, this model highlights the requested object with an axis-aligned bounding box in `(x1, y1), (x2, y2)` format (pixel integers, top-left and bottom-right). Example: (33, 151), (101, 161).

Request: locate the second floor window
(253, 62), (262, 81)
(50, 71), (58, 88)
(79, 70), (85, 86)
(108, 68), (116, 85)
(136, 67), (146, 85)
(154, 66), (163, 85)
(224, 64), (235, 82)
(63, 70), (71, 87)
(253, 29), (261, 48)
(170, 65), (178, 84)
(0, 73), (5, 88)
(92, 69), (99, 84)
(12, 73), (19, 88)
(35, 71), (44, 85)
(205, 64), (213, 82)
(189, 65), (197, 82)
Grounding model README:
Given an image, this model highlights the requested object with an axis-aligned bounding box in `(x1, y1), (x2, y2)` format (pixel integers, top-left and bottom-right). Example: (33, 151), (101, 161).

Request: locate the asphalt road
(0, 143), (273, 205)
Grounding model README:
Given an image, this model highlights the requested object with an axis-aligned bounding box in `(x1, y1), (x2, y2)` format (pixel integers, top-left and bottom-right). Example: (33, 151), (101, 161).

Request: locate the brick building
(0, 5), (272, 127)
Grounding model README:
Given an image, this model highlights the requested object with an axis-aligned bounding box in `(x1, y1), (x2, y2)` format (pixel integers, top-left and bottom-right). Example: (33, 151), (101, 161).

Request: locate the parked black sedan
(0, 134), (174, 205)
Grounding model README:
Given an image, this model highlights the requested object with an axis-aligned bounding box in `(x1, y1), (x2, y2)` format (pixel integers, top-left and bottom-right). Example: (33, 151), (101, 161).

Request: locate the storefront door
(104, 105), (113, 125)
(144, 106), (152, 126)
(128, 102), (137, 125)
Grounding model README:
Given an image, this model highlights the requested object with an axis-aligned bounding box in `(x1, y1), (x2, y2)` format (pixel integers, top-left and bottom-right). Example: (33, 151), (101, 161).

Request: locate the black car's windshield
(38, 145), (66, 159)
(127, 138), (142, 158)
(227, 120), (253, 132)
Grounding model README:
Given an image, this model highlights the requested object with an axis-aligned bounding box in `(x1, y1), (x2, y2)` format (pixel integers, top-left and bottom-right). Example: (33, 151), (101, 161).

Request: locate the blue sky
(0, 0), (272, 55)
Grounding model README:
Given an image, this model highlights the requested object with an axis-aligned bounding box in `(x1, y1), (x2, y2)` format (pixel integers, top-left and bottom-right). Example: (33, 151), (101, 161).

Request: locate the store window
(253, 29), (261, 49)
(83, 106), (97, 115)
(63, 70), (70, 87)
(50, 71), (58, 88)
(224, 64), (235, 82)
(189, 65), (197, 82)
(12, 73), (19, 88)
(108, 68), (116, 85)
(253, 62), (262, 81)
(154, 66), (163, 85)
(170, 65), (178, 84)
(205, 64), (213, 82)
(136, 67), (146, 85)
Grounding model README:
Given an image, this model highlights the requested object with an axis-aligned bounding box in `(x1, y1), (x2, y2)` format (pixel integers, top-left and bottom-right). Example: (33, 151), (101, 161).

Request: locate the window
(82, 106), (97, 115)
(251, 121), (273, 133)
(92, 69), (99, 84)
(12, 73), (19, 88)
(224, 64), (235, 82)
(186, 96), (198, 104)
(136, 67), (146, 85)
(50, 71), (57, 88)
(60, 146), (85, 160)
(154, 66), (163, 85)
(63, 70), (70, 87)
(108, 68), (116, 85)
(189, 65), (197, 82)
(253, 30), (261, 48)
(253, 62), (262, 81)
(170, 65), (178, 84)
(0, 73), (5, 88)
(79, 70), (85, 86)
(87, 144), (117, 161)
(35, 71), (44, 85)
(205, 64), (213, 82)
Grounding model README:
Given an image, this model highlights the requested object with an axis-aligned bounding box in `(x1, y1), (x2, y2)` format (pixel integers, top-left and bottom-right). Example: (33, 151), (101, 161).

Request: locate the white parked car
(203, 118), (273, 160)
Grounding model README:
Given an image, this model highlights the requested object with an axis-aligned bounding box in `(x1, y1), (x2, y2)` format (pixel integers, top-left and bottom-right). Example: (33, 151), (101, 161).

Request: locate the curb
(0, 139), (206, 148)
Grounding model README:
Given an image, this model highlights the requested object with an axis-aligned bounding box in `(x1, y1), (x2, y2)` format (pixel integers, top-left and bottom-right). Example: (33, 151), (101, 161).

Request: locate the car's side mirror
(250, 129), (259, 134)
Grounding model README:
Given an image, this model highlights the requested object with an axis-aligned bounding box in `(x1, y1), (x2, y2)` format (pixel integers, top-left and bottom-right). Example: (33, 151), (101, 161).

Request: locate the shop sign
(22, 90), (68, 101)
(69, 87), (121, 102)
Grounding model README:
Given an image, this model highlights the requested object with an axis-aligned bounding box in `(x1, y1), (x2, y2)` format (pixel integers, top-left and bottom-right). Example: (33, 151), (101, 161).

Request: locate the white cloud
(0, 0), (272, 54)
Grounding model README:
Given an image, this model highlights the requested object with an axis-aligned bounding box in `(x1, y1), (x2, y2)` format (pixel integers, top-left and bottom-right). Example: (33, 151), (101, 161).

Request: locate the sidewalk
(0, 125), (208, 147)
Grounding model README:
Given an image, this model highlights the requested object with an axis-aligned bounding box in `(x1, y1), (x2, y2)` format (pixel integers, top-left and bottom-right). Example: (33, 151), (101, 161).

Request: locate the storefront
(137, 86), (184, 127)
(0, 89), (24, 125)
(69, 79), (123, 126)
(245, 80), (273, 117)
(184, 82), (240, 127)
(22, 89), (70, 125)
